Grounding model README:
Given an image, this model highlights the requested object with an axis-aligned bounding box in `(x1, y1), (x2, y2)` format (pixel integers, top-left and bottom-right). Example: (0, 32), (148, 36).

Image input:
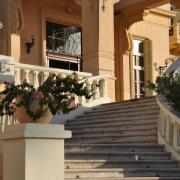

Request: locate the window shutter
(144, 39), (153, 96)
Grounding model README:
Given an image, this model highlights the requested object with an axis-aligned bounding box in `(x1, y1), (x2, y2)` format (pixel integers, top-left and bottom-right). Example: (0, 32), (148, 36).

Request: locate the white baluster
(74, 95), (80, 106)
(81, 96), (86, 105)
(99, 79), (104, 97)
(15, 68), (21, 85)
(43, 72), (49, 83)
(33, 71), (39, 88)
(92, 80), (98, 100)
(79, 86), (86, 105)
(177, 126), (180, 147)
(0, 116), (3, 132)
(161, 112), (165, 137)
(169, 121), (174, 145)
(24, 69), (30, 83)
(173, 122), (178, 149)
(102, 79), (108, 97)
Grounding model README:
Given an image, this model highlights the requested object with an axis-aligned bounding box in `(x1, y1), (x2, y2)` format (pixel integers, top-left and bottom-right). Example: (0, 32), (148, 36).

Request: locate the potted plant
(0, 73), (93, 123)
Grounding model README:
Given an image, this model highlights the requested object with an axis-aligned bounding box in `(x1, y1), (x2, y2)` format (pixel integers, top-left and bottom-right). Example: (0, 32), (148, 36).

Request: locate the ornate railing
(156, 57), (180, 160)
(14, 63), (108, 106)
(157, 95), (180, 158)
(14, 63), (91, 88)
(0, 55), (110, 130)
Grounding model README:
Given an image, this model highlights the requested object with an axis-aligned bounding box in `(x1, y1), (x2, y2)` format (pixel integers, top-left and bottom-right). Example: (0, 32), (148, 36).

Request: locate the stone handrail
(157, 95), (180, 160)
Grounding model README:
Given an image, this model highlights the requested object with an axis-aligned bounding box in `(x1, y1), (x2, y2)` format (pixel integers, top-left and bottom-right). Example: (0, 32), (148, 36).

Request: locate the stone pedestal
(0, 123), (71, 180)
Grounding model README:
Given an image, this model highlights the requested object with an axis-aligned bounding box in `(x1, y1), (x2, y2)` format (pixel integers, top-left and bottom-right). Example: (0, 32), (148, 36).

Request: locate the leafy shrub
(147, 73), (180, 112)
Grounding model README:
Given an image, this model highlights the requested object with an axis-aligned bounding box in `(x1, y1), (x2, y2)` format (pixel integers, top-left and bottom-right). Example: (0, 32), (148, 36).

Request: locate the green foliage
(0, 73), (93, 121)
(147, 73), (180, 112)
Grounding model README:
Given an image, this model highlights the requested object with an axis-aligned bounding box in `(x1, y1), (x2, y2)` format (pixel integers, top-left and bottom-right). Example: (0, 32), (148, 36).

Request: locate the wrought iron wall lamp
(26, 37), (35, 54)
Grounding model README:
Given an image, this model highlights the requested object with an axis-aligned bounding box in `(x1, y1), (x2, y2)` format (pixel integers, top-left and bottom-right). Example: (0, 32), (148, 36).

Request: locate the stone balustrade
(15, 62), (92, 87)
(0, 55), (110, 129)
(14, 62), (109, 108)
(157, 95), (180, 161)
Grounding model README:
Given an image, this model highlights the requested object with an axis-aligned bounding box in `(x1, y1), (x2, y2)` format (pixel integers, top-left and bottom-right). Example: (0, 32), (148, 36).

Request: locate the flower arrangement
(0, 73), (93, 121)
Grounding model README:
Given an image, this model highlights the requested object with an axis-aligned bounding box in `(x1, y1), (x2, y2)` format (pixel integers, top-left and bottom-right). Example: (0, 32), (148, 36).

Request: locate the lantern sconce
(26, 36), (35, 54)
(153, 59), (170, 75)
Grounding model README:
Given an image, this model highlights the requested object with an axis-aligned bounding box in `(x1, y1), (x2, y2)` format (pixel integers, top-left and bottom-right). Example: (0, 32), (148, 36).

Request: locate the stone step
(72, 115), (158, 124)
(67, 135), (157, 144)
(65, 160), (177, 169)
(84, 107), (159, 117)
(65, 168), (180, 179)
(67, 124), (157, 133)
(66, 115), (157, 126)
(91, 102), (158, 113)
(65, 177), (180, 180)
(73, 124), (157, 135)
(65, 152), (170, 160)
(72, 129), (157, 138)
(76, 111), (158, 120)
(65, 144), (165, 153)
(66, 120), (157, 130)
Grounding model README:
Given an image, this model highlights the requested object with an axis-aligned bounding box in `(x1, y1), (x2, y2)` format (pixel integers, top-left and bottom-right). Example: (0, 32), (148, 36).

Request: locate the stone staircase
(65, 96), (180, 180)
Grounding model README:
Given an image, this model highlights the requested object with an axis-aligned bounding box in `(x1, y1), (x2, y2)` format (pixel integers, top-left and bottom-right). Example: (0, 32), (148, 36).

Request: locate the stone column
(82, 0), (117, 101)
(0, 0), (22, 61)
(0, 123), (71, 180)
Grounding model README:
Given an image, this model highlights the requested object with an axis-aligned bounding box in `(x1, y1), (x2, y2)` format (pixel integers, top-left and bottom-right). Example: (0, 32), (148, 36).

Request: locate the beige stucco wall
(131, 12), (170, 80)
(115, 6), (171, 101)
(20, 0), (81, 65)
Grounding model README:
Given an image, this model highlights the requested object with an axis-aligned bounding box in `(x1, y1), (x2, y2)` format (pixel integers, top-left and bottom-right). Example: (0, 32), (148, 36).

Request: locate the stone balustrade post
(0, 123), (71, 180)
